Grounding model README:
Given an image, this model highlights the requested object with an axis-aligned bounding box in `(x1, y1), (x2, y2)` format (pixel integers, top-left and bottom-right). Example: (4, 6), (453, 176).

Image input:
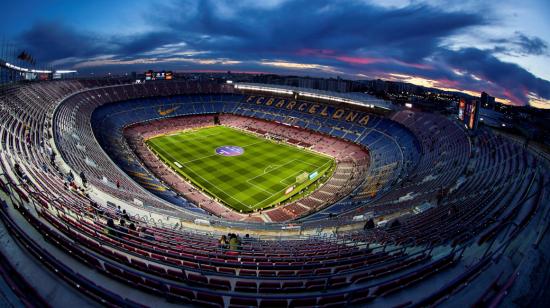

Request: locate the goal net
(296, 172), (308, 184)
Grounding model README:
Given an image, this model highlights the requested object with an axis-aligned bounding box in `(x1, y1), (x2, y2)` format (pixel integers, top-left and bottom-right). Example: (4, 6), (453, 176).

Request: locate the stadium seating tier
(0, 80), (547, 307)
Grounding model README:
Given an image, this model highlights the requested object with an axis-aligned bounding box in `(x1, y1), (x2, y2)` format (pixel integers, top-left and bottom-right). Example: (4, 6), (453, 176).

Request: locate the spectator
(139, 227), (155, 241)
(229, 233), (241, 251)
(106, 218), (116, 236)
(364, 218), (375, 230)
(118, 219), (128, 234)
(219, 235), (228, 249)
(13, 163), (28, 182)
(80, 171), (87, 187)
(86, 202), (95, 216)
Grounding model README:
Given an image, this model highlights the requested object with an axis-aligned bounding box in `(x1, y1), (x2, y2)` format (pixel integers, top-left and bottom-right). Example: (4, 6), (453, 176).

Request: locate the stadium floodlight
(236, 83), (393, 110)
(55, 70), (78, 74)
(235, 84), (294, 95)
(4, 62), (28, 71)
(4, 62), (52, 74)
(298, 91), (391, 110)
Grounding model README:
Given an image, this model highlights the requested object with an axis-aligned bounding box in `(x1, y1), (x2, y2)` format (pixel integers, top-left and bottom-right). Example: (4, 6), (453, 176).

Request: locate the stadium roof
(1, 60), (52, 74)
(234, 83), (394, 111)
(0, 60), (77, 75)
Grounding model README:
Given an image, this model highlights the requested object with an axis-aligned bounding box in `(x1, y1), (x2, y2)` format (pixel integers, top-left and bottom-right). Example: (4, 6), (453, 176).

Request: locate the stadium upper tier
(234, 83), (394, 111)
(0, 79), (548, 307)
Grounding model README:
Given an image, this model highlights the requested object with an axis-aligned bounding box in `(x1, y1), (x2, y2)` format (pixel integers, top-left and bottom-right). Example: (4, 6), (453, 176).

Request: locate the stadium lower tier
(86, 93), (415, 223)
(0, 80), (548, 307)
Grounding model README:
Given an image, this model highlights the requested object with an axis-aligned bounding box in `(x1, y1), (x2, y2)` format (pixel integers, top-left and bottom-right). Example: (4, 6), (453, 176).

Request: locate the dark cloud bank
(16, 0), (550, 107)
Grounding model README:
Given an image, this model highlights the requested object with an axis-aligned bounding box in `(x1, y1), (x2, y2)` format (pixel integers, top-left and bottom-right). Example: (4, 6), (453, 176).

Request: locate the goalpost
(295, 171), (308, 184)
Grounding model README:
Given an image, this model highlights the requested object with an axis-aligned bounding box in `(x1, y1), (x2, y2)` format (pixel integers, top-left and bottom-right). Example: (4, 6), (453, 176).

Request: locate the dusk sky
(2, 0), (549, 108)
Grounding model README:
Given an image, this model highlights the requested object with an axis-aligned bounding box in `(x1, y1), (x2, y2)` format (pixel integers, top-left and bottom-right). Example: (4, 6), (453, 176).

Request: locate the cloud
(18, 21), (109, 61)
(111, 31), (182, 56)
(161, 0), (485, 62)
(74, 56), (242, 69)
(12, 0), (550, 108)
(17, 0), (486, 64)
(513, 32), (548, 56)
(434, 47), (550, 106)
(259, 60), (342, 74)
(490, 32), (548, 56)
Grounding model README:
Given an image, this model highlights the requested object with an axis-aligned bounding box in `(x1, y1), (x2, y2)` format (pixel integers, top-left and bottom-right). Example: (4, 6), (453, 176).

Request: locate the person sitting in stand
(219, 235), (228, 249)
(139, 227), (155, 241)
(79, 171), (87, 187)
(229, 233), (241, 251)
(122, 209), (130, 221)
(67, 170), (74, 183)
(106, 218), (116, 236)
(118, 219), (128, 234)
(13, 163), (28, 182)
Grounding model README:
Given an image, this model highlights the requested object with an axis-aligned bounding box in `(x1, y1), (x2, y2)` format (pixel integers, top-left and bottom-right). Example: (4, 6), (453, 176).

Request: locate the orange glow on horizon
(384, 73), (550, 109)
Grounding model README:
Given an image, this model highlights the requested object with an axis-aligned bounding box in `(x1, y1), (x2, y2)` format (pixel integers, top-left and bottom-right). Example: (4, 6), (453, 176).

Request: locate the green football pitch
(146, 125), (335, 212)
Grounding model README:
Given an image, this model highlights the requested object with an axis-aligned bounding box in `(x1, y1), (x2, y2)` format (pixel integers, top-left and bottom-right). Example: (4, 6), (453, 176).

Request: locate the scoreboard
(458, 99), (480, 130)
(145, 70), (173, 81)
(458, 99), (465, 121)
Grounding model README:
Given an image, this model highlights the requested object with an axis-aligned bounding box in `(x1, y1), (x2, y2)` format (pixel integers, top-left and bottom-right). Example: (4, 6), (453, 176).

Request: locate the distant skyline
(2, 0), (549, 108)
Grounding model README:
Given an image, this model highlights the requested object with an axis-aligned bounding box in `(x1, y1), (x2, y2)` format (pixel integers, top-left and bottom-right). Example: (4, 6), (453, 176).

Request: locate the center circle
(215, 145), (244, 156)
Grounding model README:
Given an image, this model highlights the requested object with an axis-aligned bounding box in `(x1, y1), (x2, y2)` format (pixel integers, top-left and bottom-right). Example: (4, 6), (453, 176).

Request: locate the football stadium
(0, 1), (549, 307)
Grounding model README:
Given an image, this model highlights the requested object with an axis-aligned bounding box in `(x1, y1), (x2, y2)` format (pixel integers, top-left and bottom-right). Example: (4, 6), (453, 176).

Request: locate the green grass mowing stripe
(149, 132), (262, 210)
(146, 126), (335, 212)
(148, 138), (256, 210)
(246, 158), (334, 209)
